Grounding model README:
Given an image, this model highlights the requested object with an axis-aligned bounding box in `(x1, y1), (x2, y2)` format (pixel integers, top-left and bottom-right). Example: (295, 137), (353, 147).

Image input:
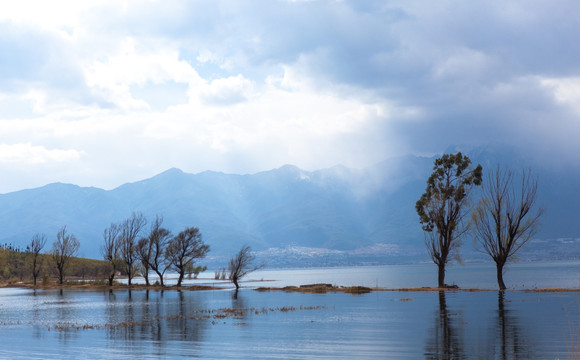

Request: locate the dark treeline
(102, 212), (210, 287)
(0, 212), (211, 287)
(0, 211), (262, 290)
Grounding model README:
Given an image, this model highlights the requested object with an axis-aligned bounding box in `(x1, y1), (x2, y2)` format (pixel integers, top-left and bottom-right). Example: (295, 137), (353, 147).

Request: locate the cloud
(0, 0), (578, 192)
(0, 143), (82, 164)
(198, 75), (254, 105)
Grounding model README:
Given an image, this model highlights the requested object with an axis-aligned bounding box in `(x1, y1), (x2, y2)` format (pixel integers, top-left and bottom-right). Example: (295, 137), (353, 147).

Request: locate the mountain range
(0, 143), (578, 266)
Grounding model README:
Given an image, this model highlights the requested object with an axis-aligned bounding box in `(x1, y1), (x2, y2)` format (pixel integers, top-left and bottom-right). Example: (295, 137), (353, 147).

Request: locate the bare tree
(136, 237), (152, 286)
(416, 153), (482, 287)
(165, 227), (209, 287)
(146, 216), (172, 286)
(472, 167), (543, 290)
(101, 222), (121, 286)
(228, 245), (263, 291)
(51, 226), (80, 285)
(119, 213), (147, 286)
(29, 233), (47, 286)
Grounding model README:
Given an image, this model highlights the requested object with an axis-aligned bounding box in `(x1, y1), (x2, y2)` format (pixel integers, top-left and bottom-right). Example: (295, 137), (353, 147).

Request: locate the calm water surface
(0, 263), (579, 359)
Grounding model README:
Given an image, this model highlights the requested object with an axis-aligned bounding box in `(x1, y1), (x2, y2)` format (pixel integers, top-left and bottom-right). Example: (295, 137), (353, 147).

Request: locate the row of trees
(6, 211), (261, 290)
(0, 213), (209, 287)
(101, 213), (262, 290)
(101, 213), (210, 287)
(416, 153), (543, 290)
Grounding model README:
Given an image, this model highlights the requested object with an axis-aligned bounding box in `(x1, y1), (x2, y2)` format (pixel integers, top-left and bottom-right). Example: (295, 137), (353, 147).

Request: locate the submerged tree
(119, 212), (147, 286)
(416, 152), (482, 288)
(136, 237), (152, 286)
(228, 245), (263, 292)
(144, 216), (172, 286)
(101, 222), (121, 286)
(165, 227), (209, 287)
(29, 233), (47, 287)
(472, 167), (543, 290)
(51, 226), (80, 284)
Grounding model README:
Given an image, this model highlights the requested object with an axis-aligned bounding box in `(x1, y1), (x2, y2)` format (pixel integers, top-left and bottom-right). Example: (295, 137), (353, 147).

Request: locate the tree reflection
(164, 290), (204, 342)
(104, 289), (207, 350)
(487, 291), (532, 359)
(424, 291), (465, 359)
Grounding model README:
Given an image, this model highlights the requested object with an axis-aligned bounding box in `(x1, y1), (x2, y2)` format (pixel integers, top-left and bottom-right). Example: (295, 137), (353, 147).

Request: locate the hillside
(0, 144), (578, 265)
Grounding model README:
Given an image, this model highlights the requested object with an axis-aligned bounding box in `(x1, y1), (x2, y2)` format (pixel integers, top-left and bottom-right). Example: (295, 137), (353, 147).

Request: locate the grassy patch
(255, 284), (372, 294)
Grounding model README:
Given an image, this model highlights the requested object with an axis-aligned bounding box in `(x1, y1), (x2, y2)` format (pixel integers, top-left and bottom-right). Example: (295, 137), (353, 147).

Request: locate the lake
(0, 262), (579, 359)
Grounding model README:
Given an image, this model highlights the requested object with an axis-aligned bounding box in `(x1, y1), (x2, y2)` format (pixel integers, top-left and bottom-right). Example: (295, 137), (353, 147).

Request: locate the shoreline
(2, 281), (580, 293)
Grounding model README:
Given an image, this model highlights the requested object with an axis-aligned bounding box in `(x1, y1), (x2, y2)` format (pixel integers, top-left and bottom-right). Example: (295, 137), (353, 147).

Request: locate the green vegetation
(416, 152), (482, 287)
(0, 245), (110, 285)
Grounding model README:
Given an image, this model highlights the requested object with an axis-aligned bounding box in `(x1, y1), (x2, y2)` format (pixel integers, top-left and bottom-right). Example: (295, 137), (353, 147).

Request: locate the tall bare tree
(145, 216), (171, 286)
(416, 152), (482, 287)
(51, 226), (80, 285)
(228, 245), (263, 292)
(101, 222), (121, 286)
(472, 167), (543, 290)
(29, 233), (47, 286)
(136, 237), (152, 286)
(165, 227), (209, 287)
(119, 213), (147, 286)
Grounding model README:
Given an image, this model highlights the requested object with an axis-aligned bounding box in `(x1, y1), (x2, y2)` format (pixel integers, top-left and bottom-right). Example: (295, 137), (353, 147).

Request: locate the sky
(0, 0), (579, 193)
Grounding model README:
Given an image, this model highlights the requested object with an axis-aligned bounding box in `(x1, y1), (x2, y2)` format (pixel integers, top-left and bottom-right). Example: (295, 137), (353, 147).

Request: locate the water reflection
(424, 291), (465, 359)
(486, 292), (532, 359)
(425, 291), (536, 359)
(103, 289), (208, 350)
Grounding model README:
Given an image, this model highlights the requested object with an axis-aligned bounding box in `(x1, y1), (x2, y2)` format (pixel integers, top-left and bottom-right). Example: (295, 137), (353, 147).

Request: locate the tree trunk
(496, 262), (506, 290)
(58, 265), (64, 285)
(438, 262), (446, 288)
(108, 274), (115, 287)
(176, 271), (184, 287)
(154, 270), (164, 286)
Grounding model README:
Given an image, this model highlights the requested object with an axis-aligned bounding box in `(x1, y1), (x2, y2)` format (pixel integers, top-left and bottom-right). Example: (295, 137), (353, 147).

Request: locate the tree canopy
(416, 152), (482, 287)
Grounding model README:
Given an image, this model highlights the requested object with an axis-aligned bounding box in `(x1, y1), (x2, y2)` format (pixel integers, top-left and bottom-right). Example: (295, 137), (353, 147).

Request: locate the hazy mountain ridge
(0, 144), (577, 264)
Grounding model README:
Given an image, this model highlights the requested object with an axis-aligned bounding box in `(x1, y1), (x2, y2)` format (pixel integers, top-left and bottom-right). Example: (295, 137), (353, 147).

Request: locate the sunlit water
(1, 263), (580, 359)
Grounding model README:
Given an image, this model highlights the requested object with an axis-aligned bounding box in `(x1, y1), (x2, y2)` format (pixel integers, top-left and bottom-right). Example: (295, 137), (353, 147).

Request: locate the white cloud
(0, 143), (82, 164)
(197, 74), (255, 105)
(538, 76), (580, 110)
(84, 37), (200, 111)
(0, 0), (578, 192)
(196, 49), (220, 64)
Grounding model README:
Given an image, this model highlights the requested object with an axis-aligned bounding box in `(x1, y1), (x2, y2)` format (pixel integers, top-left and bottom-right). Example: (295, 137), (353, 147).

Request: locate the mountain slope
(0, 144), (577, 262)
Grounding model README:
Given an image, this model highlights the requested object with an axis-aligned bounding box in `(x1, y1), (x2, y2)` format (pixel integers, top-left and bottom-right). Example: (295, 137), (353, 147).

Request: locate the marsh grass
(255, 284), (372, 294)
(45, 304), (328, 332)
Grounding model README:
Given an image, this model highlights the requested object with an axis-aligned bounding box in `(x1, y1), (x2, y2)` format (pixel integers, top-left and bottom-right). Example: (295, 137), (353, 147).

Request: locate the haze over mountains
(0, 143), (578, 266)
